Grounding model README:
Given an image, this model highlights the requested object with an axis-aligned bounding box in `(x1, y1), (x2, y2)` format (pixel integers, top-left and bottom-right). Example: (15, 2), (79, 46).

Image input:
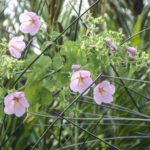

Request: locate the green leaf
(52, 54), (63, 71)
(41, 41), (53, 51)
(25, 80), (52, 106)
(131, 14), (143, 47)
(36, 55), (52, 67)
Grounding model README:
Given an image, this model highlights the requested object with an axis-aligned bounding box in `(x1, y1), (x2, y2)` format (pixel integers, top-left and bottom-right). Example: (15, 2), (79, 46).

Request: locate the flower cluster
(106, 38), (137, 58)
(8, 12), (41, 58)
(70, 66), (115, 104)
(4, 12), (41, 117)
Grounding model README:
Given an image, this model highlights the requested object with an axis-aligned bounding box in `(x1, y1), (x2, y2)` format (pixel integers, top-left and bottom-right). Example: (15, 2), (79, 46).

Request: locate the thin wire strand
(56, 135), (150, 150)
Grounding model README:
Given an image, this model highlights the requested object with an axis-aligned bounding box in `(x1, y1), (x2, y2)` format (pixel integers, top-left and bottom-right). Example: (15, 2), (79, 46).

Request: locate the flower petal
(101, 94), (113, 103)
(103, 84), (115, 95)
(14, 102), (26, 117)
(94, 92), (102, 105)
(4, 101), (15, 115)
(19, 97), (30, 108)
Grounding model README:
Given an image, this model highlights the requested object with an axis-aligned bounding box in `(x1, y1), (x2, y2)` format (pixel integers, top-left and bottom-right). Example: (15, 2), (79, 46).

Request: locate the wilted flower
(85, 14), (89, 19)
(72, 65), (81, 71)
(8, 36), (26, 58)
(127, 47), (137, 58)
(70, 113), (74, 119)
(106, 38), (117, 54)
(70, 70), (93, 95)
(19, 12), (41, 35)
(89, 45), (96, 50)
(4, 92), (29, 117)
(93, 81), (115, 104)
(106, 38), (112, 46)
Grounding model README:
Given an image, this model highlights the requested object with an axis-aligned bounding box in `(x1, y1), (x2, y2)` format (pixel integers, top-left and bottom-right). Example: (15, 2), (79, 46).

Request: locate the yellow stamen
(28, 19), (35, 26)
(99, 88), (106, 96)
(78, 76), (83, 86)
(11, 45), (21, 51)
(14, 97), (19, 108)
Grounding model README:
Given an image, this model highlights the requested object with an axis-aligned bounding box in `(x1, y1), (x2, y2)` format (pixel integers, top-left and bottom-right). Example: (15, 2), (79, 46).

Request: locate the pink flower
(70, 70), (93, 95)
(4, 92), (29, 117)
(93, 81), (115, 104)
(70, 113), (74, 119)
(106, 38), (117, 54)
(19, 12), (41, 35)
(72, 65), (81, 71)
(127, 47), (137, 58)
(8, 36), (26, 58)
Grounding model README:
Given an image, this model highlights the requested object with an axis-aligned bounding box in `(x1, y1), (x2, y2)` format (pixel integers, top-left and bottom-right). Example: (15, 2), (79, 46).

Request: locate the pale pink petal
(9, 48), (21, 58)
(15, 91), (25, 98)
(29, 23), (41, 35)
(70, 79), (79, 92)
(101, 94), (113, 103)
(19, 13), (32, 23)
(80, 71), (91, 78)
(94, 92), (102, 105)
(4, 101), (15, 115)
(27, 12), (38, 20)
(19, 97), (30, 108)
(82, 77), (93, 88)
(10, 36), (24, 43)
(76, 83), (90, 95)
(99, 81), (110, 88)
(70, 78), (88, 94)
(14, 103), (26, 117)
(20, 21), (33, 33)
(14, 42), (26, 51)
(71, 71), (80, 81)
(103, 84), (115, 95)
(4, 94), (14, 105)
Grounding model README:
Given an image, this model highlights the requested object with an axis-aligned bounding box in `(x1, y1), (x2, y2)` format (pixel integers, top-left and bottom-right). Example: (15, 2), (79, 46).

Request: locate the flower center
(78, 76), (83, 86)
(14, 97), (19, 108)
(28, 19), (35, 26)
(11, 45), (21, 51)
(99, 88), (106, 96)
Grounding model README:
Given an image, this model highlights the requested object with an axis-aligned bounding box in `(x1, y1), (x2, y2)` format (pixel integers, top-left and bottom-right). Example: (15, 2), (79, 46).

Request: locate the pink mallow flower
(70, 70), (93, 95)
(19, 12), (41, 36)
(127, 47), (137, 58)
(93, 81), (115, 104)
(8, 36), (26, 58)
(72, 65), (81, 71)
(4, 92), (29, 117)
(106, 38), (117, 54)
